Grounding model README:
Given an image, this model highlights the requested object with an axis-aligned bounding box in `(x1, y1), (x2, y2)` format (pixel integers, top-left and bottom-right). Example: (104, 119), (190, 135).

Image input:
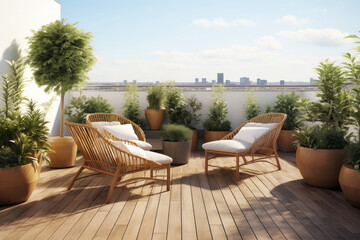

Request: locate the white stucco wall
(0, 0), (61, 136)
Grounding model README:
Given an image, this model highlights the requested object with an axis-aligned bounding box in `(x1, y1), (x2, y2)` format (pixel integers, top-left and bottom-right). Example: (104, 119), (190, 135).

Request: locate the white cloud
(277, 28), (351, 46)
(276, 15), (309, 26)
(255, 36), (282, 51)
(192, 18), (255, 27)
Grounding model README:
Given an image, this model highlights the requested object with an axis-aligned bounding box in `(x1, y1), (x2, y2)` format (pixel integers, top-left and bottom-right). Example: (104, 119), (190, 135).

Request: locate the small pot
(203, 130), (231, 143)
(296, 146), (345, 188)
(162, 141), (191, 165)
(339, 163), (360, 208)
(277, 130), (298, 152)
(48, 136), (77, 168)
(191, 129), (198, 151)
(145, 108), (165, 130)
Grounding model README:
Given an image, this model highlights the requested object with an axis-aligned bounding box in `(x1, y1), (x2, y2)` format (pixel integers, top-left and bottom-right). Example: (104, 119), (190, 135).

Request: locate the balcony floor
(1, 152), (360, 240)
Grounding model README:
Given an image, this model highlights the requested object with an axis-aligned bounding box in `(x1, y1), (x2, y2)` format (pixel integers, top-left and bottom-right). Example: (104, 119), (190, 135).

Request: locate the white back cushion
(233, 123), (278, 144)
(111, 141), (146, 158)
(103, 124), (139, 140)
(91, 121), (121, 134)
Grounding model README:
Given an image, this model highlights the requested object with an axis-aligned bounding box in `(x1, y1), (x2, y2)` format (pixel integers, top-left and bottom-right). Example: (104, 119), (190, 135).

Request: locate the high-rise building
(257, 78), (261, 85)
(225, 80), (231, 85)
(240, 77), (250, 85)
(280, 80), (285, 85)
(195, 78), (199, 84)
(217, 73), (224, 84)
(201, 78), (207, 84)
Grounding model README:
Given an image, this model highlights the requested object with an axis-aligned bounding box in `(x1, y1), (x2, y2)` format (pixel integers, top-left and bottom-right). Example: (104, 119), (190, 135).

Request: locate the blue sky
(58, 0), (360, 83)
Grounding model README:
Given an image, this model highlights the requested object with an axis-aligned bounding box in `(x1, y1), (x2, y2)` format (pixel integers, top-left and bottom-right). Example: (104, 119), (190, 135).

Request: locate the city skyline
(58, 0), (360, 83)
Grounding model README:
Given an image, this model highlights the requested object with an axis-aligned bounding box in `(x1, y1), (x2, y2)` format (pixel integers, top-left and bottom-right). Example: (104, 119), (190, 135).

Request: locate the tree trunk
(60, 93), (64, 137)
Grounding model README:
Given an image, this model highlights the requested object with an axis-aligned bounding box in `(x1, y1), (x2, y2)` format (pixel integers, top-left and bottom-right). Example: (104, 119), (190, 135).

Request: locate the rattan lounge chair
(86, 113), (152, 150)
(65, 122), (171, 203)
(202, 113), (287, 180)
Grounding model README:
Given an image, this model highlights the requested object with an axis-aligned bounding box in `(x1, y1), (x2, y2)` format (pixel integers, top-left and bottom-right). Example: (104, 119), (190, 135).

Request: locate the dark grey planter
(162, 141), (192, 165)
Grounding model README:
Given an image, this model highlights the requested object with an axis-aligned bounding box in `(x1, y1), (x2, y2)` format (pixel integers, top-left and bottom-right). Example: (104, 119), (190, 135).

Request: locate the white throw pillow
(233, 122), (278, 144)
(91, 121), (121, 134)
(103, 124), (139, 141)
(244, 123), (278, 129)
(111, 141), (146, 158)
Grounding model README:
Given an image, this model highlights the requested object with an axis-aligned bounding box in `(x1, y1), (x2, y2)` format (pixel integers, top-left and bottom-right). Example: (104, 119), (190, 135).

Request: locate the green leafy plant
(273, 92), (301, 130)
(345, 141), (360, 171)
(123, 84), (146, 128)
(27, 19), (96, 137)
(165, 85), (190, 126)
(187, 95), (202, 129)
(161, 124), (192, 142)
(245, 90), (260, 120)
(147, 84), (166, 110)
(204, 84), (231, 131)
(65, 95), (114, 123)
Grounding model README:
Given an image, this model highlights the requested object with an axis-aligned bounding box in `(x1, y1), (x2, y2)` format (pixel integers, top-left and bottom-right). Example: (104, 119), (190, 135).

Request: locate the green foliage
(65, 95), (114, 123)
(187, 95), (202, 129)
(296, 125), (347, 149)
(265, 104), (273, 113)
(345, 141), (360, 171)
(245, 90), (260, 120)
(161, 124), (192, 142)
(165, 86), (190, 126)
(0, 148), (18, 168)
(204, 84), (231, 131)
(273, 92), (301, 130)
(123, 84), (146, 128)
(147, 84), (166, 110)
(27, 19), (96, 95)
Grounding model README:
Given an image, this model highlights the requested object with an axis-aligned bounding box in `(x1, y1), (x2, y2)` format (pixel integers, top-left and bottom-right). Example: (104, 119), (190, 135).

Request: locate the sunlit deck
(1, 152), (360, 240)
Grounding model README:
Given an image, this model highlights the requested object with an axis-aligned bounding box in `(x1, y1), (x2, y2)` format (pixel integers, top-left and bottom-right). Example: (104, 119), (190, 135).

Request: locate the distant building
(155, 81), (160, 85)
(280, 80), (285, 85)
(202, 78), (207, 84)
(240, 77), (250, 85)
(310, 78), (316, 85)
(217, 73), (224, 84)
(260, 80), (267, 85)
(123, 80), (127, 84)
(195, 78), (199, 84)
(133, 80), (137, 84)
(257, 78), (261, 85)
(211, 80), (216, 84)
(225, 80), (231, 85)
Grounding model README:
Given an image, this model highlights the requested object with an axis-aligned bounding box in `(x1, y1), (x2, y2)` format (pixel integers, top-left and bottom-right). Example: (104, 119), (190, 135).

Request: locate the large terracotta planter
(0, 159), (41, 205)
(203, 130), (230, 143)
(48, 136), (77, 168)
(191, 129), (198, 151)
(277, 130), (298, 152)
(296, 146), (345, 188)
(339, 164), (360, 208)
(145, 108), (165, 130)
(162, 141), (191, 165)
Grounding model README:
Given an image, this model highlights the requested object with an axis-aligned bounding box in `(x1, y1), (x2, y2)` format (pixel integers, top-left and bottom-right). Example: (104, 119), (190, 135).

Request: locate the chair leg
(274, 149), (281, 170)
(166, 164), (171, 191)
(106, 172), (120, 204)
(235, 155), (240, 181)
(242, 156), (247, 164)
(150, 166), (153, 178)
(67, 166), (84, 190)
(205, 150), (208, 174)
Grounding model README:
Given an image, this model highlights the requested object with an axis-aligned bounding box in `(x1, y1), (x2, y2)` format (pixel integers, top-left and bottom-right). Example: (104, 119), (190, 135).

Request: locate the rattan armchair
(202, 113), (287, 180)
(65, 122), (171, 203)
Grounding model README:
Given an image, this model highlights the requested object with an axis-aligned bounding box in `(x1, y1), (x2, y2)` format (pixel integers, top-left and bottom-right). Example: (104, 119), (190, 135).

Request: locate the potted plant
(27, 19), (96, 168)
(161, 124), (192, 165)
(203, 84), (231, 142)
(244, 89), (260, 120)
(65, 95), (114, 123)
(145, 84), (166, 130)
(123, 84), (146, 128)
(187, 96), (202, 151)
(273, 92), (301, 152)
(296, 60), (352, 188)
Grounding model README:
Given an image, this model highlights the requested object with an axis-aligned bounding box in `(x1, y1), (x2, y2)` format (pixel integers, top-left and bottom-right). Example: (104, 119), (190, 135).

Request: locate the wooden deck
(1, 152), (360, 240)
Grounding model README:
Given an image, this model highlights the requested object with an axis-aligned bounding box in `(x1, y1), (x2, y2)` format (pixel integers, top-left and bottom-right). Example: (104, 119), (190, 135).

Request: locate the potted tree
(296, 61), (352, 188)
(27, 19), (96, 168)
(187, 96), (202, 151)
(273, 92), (301, 152)
(145, 84), (166, 130)
(123, 84), (146, 128)
(244, 89), (260, 120)
(204, 84), (231, 142)
(161, 124), (192, 165)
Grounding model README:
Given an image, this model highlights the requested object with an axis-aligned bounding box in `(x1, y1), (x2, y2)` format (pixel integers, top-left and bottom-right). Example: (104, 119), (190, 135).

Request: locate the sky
(58, 0), (360, 83)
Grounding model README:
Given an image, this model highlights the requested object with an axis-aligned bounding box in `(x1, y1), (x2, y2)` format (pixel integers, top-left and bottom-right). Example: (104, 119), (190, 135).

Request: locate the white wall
(0, 0), (61, 136)
(70, 89), (319, 130)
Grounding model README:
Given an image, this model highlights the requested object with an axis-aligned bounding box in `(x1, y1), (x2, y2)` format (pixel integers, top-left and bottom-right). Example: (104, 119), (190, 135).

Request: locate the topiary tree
(27, 19), (96, 137)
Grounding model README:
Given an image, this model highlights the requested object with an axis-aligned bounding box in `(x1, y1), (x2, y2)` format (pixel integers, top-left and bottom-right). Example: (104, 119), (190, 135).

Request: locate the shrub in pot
(161, 124), (192, 165)
(145, 84), (166, 130)
(187, 96), (202, 151)
(244, 90), (260, 120)
(204, 84), (231, 142)
(27, 19), (96, 168)
(123, 84), (146, 128)
(273, 92), (301, 152)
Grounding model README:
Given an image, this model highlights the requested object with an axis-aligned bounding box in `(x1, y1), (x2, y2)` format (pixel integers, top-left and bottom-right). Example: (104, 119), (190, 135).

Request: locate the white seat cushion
(131, 140), (152, 151)
(103, 124), (138, 141)
(233, 123), (278, 144)
(144, 151), (173, 165)
(91, 121), (121, 134)
(111, 141), (146, 158)
(202, 140), (251, 153)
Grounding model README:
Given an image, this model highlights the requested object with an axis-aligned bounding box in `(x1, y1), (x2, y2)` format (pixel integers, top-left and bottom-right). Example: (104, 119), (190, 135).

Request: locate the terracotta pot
(191, 129), (198, 151)
(48, 136), (77, 168)
(277, 130), (298, 152)
(0, 161), (40, 205)
(203, 130), (231, 143)
(296, 146), (345, 188)
(339, 164), (360, 208)
(162, 141), (191, 165)
(145, 108), (165, 130)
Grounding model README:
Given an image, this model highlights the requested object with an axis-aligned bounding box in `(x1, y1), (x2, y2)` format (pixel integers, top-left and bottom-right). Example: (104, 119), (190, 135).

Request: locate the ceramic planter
(277, 130), (298, 152)
(162, 141), (191, 165)
(339, 164), (360, 208)
(48, 136), (77, 168)
(203, 130), (230, 143)
(296, 146), (345, 188)
(191, 129), (198, 151)
(145, 108), (165, 130)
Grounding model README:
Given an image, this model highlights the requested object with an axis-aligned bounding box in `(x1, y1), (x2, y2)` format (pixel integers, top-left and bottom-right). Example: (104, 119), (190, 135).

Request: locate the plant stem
(60, 93), (64, 137)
